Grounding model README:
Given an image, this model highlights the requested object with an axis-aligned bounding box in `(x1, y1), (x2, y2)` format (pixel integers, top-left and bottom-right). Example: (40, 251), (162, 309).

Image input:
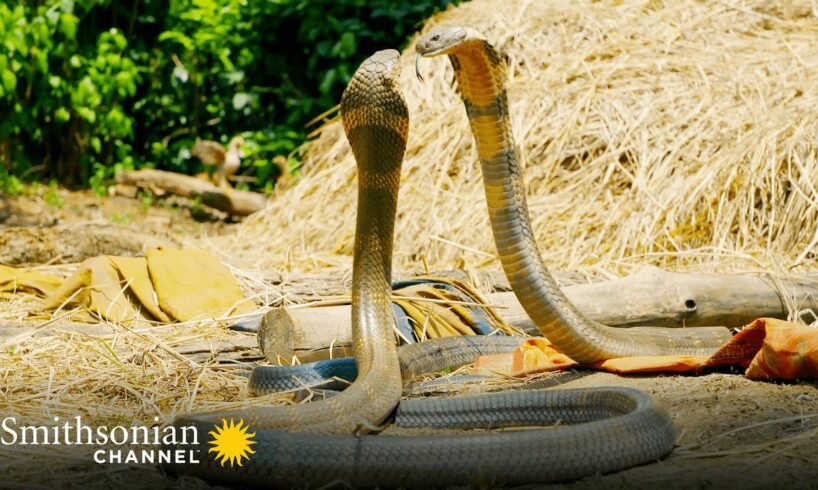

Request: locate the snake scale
(167, 27), (733, 486)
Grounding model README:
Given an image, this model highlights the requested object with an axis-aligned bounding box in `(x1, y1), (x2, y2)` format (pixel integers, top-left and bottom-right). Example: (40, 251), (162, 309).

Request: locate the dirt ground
(0, 188), (235, 265)
(546, 372), (818, 490)
(1, 191), (817, 489)
(6, 372), (817, 490)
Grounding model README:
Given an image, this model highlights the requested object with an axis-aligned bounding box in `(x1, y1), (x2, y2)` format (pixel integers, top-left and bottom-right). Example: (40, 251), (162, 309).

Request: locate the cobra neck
(449, 43), (610, 362)
(352, 172), (398, 298)
(448, 44), (515, 164)
(350, 151), (403, 371)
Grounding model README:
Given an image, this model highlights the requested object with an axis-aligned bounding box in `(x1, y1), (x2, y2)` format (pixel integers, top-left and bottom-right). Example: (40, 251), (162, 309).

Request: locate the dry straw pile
(226, 0), (818, 277)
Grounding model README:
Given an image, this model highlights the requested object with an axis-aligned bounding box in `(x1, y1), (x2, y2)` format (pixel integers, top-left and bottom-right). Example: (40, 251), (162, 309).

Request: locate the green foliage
(138, 190), (155, 212)
(110, 212), (133, 225)
(0, 1), (139, 193)
(0, 0), (458, 193)
(44, 187), (65, 208)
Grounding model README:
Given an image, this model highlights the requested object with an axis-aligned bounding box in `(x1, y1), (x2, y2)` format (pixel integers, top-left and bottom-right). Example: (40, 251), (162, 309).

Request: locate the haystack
(225, 0), (818, 278)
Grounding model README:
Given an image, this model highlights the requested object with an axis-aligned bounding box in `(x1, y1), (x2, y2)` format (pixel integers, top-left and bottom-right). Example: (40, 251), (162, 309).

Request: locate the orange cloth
(473, 318), (818, 381)
(712, 318), (818, 380)
(594, 355), (709, 374)
(474, 338), (577, 375)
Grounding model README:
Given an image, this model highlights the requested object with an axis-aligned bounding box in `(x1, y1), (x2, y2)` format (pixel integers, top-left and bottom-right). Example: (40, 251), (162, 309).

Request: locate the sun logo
(208, 418), (256, 467)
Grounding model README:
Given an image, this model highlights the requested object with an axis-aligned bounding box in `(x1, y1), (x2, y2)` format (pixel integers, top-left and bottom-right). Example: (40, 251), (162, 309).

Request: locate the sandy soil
(1, 191), (817, 489)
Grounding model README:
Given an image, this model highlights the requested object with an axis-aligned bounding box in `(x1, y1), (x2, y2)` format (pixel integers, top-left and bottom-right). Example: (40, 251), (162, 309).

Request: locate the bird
(191, 136), (245, 188)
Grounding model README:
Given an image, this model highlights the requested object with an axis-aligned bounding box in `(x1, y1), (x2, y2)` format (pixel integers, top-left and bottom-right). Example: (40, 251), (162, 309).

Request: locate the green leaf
(232, 92), (252, 110)
(34, 48), (48, 73)
(1, 70), (16, 93)
(158, 31), (194, 51)
(76, 106), (96, 123)
(105, 53), (121, 68)
(218, 51), (235, 71)
(223, 70), (244, 84)
(115, 71), (136, 97)
(91, 136), (101, 153)
(15, 35), (29, 56)
(60, 13), (78, 40)
(339, 32), (356, 57)
(318, 68), (336, 95)
(110, 29), (127, 50)
(59, 0), (75, 13)
(37, 22), (50, 44)
(55, 107), (70, 123)
(46, 8), (60, 25)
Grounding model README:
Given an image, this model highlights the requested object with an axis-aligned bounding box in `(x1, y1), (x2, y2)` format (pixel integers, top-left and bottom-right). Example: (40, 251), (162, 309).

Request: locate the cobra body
(415, 26), (731, 363)
(169, 48), (677, 487)
(248, 335), (524, 394)
(172, 49), (406, 437)
(183, 386), (675, 487)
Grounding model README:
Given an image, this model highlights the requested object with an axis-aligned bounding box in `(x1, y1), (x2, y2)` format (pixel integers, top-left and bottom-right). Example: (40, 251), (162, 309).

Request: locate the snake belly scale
(167, 48), (677, 488)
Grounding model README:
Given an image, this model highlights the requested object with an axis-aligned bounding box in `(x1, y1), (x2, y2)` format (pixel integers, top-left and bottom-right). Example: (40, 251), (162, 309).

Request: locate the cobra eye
(431, 34), (440, 41)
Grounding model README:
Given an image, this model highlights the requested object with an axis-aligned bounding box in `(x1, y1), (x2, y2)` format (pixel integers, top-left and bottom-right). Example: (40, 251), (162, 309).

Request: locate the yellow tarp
(147, 248), (253, 322)
(3, 249), (254, 325)
(0, 264), (62, 296)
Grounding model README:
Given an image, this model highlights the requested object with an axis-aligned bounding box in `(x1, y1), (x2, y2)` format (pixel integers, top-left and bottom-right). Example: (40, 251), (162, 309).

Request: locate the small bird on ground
(191, 136), (245, 188)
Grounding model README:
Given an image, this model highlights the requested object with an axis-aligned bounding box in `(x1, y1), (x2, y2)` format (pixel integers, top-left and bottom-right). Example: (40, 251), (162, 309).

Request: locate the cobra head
(414, 26), (487, 81)
(340, 49), (408, 174)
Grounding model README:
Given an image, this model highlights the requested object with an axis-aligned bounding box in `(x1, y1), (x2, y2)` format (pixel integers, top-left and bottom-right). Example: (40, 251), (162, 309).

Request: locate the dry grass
(223, 0), (818, 279)
(4, 0), (818, 487)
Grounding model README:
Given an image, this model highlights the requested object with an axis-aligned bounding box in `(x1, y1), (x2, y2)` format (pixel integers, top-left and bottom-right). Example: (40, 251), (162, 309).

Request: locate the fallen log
(258, 267), (818, 362)
(116, 168), (267, 216)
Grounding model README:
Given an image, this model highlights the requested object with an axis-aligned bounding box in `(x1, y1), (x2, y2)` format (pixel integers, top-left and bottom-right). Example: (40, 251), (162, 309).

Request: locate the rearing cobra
(415, 26), (731, 362)
(168, 40), (723, 487)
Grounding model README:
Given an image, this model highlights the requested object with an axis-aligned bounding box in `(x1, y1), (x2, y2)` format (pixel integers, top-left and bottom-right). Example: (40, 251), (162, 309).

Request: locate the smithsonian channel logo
(1, 416), (256, 467)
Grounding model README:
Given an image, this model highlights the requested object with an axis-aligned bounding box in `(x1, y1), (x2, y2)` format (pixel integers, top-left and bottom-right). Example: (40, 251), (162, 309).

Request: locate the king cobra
(415, 26), (731, 363)
(168, 48), (680, 487)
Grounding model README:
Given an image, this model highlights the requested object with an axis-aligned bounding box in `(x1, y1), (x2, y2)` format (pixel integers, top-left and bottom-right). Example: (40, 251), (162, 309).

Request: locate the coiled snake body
(167, 33), (730, 486)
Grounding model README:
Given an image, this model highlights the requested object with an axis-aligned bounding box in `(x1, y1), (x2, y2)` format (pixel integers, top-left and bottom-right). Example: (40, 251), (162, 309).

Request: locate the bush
(0, 0), (458, 194)
(0, 2), (140, 192)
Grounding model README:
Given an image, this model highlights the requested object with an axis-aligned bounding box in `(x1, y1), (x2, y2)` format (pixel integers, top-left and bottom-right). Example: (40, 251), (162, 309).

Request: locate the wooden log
(505, 267), (818, 332)
(116, 168), (266, 216)
(258, 267), (818, 362)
